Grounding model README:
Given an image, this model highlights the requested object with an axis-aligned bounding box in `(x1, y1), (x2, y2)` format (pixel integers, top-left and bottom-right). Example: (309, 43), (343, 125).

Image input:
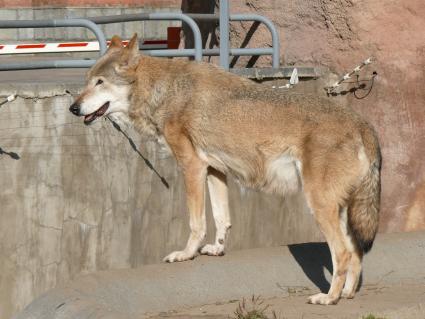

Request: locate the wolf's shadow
(288, 242), (363, 292)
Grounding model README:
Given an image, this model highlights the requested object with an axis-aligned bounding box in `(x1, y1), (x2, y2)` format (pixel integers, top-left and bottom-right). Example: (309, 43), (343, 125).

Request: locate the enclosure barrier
(86, 13), (203, 61)
(188, 2), (280, 70)
(0, 18), (106, 70)
(0, 0), (280, 71)
(0, 13), (203, 71)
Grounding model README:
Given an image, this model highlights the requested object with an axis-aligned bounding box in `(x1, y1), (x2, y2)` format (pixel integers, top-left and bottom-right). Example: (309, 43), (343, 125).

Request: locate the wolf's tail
(347, 150), (381, 254)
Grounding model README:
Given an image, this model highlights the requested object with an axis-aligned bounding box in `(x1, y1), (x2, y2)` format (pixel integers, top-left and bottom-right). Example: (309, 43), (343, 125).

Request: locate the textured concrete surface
(0, 81), (323, 318)
(13, 231), (425, 319)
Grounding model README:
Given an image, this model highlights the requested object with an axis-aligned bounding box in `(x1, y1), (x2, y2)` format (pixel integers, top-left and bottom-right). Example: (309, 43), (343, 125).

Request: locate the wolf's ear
(114, 33), (140, 77)
(125, 33), (140, 64)
(109, 35), (123, 50)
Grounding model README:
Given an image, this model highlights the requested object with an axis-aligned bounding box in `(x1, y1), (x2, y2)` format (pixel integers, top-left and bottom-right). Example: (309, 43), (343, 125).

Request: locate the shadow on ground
(288, 242), (332, 292)
(288, 242), (363, 292)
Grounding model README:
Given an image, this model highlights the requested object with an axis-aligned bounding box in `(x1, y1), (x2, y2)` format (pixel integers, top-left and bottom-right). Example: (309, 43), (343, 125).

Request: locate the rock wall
(193, 0), (425, 232)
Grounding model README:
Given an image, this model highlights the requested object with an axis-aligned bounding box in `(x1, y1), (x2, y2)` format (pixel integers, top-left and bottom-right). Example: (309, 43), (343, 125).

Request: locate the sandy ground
(147, 284), (425, 319)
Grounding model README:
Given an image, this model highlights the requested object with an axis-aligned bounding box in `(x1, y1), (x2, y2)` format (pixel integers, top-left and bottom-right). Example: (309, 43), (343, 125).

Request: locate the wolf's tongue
(96, 102), (109, 116)
(84, 113), (96, 123)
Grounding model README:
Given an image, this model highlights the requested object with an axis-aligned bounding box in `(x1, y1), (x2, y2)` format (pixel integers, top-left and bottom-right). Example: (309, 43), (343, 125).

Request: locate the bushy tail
(348, 157), (381, 253)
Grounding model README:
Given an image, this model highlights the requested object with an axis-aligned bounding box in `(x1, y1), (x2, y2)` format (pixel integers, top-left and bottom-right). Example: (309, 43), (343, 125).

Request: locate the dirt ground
(147, 284), (425, 319)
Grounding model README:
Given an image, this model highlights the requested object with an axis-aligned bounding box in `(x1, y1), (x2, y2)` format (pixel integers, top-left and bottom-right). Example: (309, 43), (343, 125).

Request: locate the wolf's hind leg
(200, 168), (231, 256)
(307, 197), (351, 305)
(340, 206), (363, 298)
(163, 125), (208, 263)
(342, 247), (363, 298)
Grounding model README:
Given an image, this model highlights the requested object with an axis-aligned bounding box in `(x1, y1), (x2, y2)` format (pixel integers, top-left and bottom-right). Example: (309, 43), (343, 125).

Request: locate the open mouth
(84, 102), (110, 125)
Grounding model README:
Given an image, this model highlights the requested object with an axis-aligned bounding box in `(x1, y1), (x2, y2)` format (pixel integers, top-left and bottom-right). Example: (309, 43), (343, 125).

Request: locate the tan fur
(71, 34), (382, 305)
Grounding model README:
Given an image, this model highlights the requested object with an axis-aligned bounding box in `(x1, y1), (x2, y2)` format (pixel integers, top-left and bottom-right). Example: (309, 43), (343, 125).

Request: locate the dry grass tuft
(232, 296), (279, 319)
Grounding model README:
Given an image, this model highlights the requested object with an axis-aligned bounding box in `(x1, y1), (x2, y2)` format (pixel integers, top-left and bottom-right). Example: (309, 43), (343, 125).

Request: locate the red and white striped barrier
(0, 27), (181, 55)
(0, 39), (167, 55)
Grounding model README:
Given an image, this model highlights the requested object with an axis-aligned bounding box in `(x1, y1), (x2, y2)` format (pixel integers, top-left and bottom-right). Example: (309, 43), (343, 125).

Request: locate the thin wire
(106, 116), (169, 189)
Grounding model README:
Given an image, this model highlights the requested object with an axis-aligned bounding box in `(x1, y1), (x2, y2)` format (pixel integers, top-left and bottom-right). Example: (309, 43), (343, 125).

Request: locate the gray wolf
(69, 34), (381, 305)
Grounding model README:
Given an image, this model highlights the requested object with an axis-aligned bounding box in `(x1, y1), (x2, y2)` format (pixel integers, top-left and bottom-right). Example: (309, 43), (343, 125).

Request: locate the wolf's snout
(69, 102), (81, 116)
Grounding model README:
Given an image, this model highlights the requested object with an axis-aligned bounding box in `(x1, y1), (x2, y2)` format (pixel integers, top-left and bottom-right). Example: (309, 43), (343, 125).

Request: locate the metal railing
(188, 0), (280, 70)
(0, 13), (203, 71)
(0, 18), (106, 71)
(86, 13), (202, 61)
(0, 0), (280, 71)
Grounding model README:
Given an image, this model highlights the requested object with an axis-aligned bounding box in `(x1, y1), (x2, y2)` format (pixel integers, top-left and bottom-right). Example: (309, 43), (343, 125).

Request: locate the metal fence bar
(143, 48), (197, 58)
(203, 48), (273, 56)
(187, 13), (280, 68)
(219, 0), (230, 70)
(230, 14), (280, 68)
(0, 13), (202, 71)
(87, 13), (202, 61)
(2, 60), (96, 70)
(0, 12), (277, 70)
(0, 18), (106, 71)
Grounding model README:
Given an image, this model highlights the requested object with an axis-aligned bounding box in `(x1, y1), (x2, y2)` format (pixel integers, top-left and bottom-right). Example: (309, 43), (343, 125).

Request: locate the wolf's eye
(96, 79), (103, 86)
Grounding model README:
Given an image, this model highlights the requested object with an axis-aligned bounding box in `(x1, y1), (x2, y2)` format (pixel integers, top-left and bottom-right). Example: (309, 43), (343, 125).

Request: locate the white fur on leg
(308, 293), (338, 305)
(200, 243), (225, 256)
(163, 250), (196, 263)
(200, 171), (231, 257)
(164, 229), (205, 263)
(340, 206), (360, 299)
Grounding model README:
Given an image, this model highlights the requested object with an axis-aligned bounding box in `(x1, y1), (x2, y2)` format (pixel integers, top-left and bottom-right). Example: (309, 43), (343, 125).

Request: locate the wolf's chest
(197, 148), (302, 195)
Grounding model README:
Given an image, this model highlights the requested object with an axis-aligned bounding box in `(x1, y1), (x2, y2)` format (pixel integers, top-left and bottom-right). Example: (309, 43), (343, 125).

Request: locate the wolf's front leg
(163, 126), (208, 263)
(200, 168), (231, 256)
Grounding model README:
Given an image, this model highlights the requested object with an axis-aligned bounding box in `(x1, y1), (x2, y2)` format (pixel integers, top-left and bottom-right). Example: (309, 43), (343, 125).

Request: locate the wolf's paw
(308, 293), (339, 305)
(163, 250), (196, 263)
(341, 289), (355, 299)
(200, 244), (225, 256)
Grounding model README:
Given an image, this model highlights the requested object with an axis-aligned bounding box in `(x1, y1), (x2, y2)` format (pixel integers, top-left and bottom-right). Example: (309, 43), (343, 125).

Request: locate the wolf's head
(69, 34), (140, 125)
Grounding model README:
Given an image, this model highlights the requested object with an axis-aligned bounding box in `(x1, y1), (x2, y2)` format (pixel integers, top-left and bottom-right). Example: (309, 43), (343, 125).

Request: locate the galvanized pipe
(0, 60), (96, 71)
(231, 14), (280, 68)
(0, 18), (107, 54)
(0, 18), (106, 71)
(87, 13), (203, 61)
(187, 13), (281, 68)
(203, 48), (273, 56)
(0, 13), (202, 70)
(219, 0), (230, 70)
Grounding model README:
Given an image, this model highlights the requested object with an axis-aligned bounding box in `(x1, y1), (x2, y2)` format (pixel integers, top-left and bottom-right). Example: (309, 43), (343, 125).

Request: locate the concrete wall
(0, 82), (323, 319)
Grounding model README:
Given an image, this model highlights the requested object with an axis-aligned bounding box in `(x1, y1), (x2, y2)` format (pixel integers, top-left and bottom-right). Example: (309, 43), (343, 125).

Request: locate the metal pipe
(0, 18), (107, 55)
(87, 13), (202, 61)
(219, 0), (230, 70)
(0, 60), (96, 71)
(144, 49), (197, 58)
(187, 14), (218, 21)
(187, 13), (280, 68)
(203, 48), (273, 56)
(231, 14), (280, 68)
(0, 50), (196, 71)
(0, 14), (202, 70)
